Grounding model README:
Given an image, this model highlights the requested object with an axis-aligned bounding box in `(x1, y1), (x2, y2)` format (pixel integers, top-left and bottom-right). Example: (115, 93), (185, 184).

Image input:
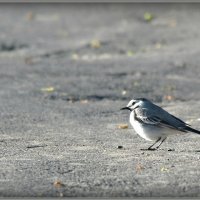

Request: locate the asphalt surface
(1, 3), (200, 197)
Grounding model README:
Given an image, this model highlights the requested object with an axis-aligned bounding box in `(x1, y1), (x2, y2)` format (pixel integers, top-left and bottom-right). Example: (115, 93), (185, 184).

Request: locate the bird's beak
(120, 107), (131, 111)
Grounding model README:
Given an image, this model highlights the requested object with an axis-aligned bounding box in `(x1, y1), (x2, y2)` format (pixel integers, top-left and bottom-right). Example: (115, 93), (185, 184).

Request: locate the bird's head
(120, 98), (149, 111)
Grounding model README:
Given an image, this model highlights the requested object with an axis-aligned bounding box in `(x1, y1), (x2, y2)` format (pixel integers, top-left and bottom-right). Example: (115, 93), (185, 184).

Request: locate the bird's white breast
(129, 111), (153, 141)
(129, 111), (174, 141)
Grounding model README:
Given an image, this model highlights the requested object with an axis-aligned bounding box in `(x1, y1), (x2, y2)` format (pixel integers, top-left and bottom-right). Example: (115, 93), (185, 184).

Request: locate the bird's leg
(143, 137), (161, 151)
(141, 137), (161, 151)
(155, 137), (167, 150)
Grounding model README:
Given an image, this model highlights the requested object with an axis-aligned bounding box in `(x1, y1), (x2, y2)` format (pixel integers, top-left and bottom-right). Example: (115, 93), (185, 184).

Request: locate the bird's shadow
(140, 148), (200, 152)
(140, 148), (176, 152)
(170, 149), (200, 153)
(193, 150), (200, 153)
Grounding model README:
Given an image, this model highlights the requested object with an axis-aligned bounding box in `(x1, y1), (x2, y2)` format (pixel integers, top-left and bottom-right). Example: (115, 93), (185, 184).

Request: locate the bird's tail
(185, 126), (200, 134)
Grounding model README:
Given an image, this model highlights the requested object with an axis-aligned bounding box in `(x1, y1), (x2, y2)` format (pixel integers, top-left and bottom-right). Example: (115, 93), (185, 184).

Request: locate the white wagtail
(121, 98), (200, 150)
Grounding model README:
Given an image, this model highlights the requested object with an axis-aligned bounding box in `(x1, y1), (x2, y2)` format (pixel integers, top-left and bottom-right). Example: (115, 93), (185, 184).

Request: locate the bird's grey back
(136, 100), (188, 130)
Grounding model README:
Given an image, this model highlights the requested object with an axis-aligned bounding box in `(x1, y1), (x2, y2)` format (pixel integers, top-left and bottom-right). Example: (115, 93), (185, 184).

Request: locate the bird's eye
(132, 101), (136, 105)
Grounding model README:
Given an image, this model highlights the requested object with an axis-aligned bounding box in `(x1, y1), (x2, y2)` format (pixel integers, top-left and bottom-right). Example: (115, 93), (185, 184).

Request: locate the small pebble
(53, 180), (65, 188)
(117, 145), (123, 149)
(168, 148), (175, 151)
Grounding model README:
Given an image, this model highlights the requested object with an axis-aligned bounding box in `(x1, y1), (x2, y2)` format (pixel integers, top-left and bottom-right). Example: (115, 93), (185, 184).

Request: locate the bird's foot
(140, 147), (157, 151)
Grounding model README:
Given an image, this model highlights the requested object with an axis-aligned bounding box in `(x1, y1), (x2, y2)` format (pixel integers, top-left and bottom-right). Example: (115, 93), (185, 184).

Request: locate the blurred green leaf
(127, 50), (135, 56)
(144, 12), (154, 22)
(41, 87), (55, 92)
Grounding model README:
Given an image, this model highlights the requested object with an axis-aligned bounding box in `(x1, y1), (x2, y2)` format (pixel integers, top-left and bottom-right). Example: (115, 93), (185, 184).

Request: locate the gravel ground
(1, 3), (200, 197)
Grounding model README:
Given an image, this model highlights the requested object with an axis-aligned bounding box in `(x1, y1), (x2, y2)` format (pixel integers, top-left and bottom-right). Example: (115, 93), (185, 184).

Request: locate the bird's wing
(134, 107), (187, 131)
(169, 113), (191, 126)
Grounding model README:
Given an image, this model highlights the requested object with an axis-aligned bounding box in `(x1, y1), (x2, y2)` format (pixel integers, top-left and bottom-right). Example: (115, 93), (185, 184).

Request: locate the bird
(121, 98), (200, 150)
